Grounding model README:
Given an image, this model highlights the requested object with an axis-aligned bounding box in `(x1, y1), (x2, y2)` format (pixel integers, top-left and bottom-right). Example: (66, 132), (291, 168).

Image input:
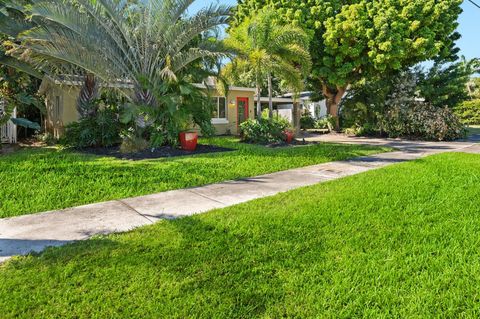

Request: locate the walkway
(1, 136), (478, 263)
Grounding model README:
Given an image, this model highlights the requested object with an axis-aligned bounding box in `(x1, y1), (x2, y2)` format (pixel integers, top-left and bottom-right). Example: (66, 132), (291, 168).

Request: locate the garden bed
(77, 144), (235, 160)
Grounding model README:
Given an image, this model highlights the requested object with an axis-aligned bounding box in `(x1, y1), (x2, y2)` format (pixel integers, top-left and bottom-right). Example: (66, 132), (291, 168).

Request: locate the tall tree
(233, 0), (463, 129)
(224, 8), (311, 119)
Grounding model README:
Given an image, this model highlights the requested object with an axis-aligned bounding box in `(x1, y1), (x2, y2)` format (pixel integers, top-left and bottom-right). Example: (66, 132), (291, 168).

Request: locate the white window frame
(211, 96), (228, 124)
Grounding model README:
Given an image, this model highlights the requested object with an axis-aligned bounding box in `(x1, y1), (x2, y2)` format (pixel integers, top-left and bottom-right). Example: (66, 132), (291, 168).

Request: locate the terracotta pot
(179, 131), (198, 151)
(284, 130), (294, 144)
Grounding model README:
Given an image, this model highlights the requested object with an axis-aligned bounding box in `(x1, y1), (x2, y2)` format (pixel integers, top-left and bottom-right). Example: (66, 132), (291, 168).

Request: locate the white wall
(305, 100), (327, 119)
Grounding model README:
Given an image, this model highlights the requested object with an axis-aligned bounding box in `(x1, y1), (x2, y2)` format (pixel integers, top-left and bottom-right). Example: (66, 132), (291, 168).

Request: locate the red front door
(237, 97), (249, 127)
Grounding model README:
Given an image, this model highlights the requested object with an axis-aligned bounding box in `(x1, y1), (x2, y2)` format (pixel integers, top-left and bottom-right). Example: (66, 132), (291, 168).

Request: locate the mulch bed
(77, 144), (235, 160)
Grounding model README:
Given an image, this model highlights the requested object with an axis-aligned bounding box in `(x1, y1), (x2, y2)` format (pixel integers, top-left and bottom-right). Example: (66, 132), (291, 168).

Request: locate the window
(211, 97), (227, 119)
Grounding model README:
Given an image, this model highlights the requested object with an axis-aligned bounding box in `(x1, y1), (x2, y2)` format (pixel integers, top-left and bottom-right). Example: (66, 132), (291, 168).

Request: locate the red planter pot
(179, 131), (198, 151)
(284, 130), (294, 144)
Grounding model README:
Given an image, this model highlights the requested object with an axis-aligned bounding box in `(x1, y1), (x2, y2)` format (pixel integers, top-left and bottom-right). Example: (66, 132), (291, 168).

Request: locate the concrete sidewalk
(0, 137), (478, 263)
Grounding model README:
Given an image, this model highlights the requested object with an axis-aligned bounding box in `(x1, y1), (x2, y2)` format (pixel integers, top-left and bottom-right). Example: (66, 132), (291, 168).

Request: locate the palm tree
(224, 8), (311, 120)
(5, 0), (231, 108)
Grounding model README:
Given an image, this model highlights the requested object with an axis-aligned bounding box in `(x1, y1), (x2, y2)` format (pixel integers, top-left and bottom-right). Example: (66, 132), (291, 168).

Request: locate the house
(38, 76), (256, 138)
(255, 92), (328, 122)
(0, 99), (17, 144)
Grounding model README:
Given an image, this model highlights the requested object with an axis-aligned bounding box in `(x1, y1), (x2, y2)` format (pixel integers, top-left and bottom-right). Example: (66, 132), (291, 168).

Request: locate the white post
(10, 108), (17, 144)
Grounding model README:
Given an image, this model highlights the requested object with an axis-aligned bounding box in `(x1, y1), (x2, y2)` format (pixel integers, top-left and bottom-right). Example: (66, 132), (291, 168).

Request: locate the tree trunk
(268, 73), (273, 120)
(293, 101), (301, 136)
(322, 83), (346, 131)
(77, 73), (99, 119)
(256, 84), (262, 120)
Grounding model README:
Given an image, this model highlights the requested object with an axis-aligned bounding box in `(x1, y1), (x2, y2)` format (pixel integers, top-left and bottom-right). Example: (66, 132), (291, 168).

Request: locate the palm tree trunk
(256, 84), (262, 120)
(268, 73), (273, 120)
(76, 73), (99, 119)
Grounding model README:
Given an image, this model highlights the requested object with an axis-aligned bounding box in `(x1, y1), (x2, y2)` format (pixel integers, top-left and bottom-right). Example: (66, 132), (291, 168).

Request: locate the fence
(0, 100), (17, 144)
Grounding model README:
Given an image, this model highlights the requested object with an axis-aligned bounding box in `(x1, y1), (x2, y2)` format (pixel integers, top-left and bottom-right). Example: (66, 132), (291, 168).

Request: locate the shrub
(314, 115), (336, 130)
(380, 103), (466, 141)
(300, 110), (316, 129)
(119, 130), (149, 153)
(240, 117), (291, 144)
(35, 132), (57, 145)
(341, 70), (467, 141)
(61, 108), (122, 148)
(454, 100), (480, 125)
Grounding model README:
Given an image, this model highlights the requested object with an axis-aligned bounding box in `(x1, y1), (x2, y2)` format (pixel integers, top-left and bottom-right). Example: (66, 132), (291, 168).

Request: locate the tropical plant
(417, 57), (480, 108)
(2, 0), (231, 144)
(240, 117), (291, 144)
(61, 107), (122, 148)
(454, 100), (480, 125)
(233, 0), (463, 129)
(467, 78), (480, 99)
(224, 8), (311, 120)
(341, 70), (466, 141)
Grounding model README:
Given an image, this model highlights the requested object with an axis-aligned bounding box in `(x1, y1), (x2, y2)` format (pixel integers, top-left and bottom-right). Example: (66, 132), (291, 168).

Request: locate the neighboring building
(255, 92), (328, 123)
(38, 76), (256, 138)
(0, 99), (17, 144)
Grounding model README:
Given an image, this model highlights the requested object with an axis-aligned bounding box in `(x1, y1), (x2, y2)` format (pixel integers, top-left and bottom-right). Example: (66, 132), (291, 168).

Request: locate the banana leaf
(10, 117), (41, 130)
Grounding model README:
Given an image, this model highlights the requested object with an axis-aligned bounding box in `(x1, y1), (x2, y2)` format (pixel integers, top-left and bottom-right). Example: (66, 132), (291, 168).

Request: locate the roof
(38, 75), (257, 94)
(254, 97), (294, 104)
(38, 75), (134, 95)
(193, 83), (256, 93)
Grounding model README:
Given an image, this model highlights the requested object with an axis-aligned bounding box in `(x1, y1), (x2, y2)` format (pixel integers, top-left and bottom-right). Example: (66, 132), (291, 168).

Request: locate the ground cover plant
(1, 152), (480, 318)
(0, 137), (387, 218)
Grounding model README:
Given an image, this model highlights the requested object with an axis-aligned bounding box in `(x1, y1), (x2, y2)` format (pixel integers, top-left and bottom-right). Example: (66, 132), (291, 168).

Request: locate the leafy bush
(314, 115), (336, 130)
(380, 103), (466, 141)
(454, 100), (480, 125)
(240, 117), (291, 144)
(35, 132), (57, 145)
(120, 80), (215, 148)
(61, 108), (122, 148)
(119, 129), (149, 153)
(341, 70), (466, 141)
(300, 110), (316, 129)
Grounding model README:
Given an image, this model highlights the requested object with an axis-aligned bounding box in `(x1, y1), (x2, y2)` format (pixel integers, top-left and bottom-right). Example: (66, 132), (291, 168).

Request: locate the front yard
(0, 137), (387, 218)
(1, 152), (480, 318)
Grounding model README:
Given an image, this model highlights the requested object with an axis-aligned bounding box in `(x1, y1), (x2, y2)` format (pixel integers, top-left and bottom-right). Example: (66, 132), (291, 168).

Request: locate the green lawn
(1, 152), (480, 318)
(0, 137), (387, 218)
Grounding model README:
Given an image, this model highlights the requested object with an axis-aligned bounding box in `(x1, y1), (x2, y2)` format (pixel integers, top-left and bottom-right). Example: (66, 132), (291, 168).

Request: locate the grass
(0, 137), (388, 218)
(467, 125), (480, 137)
(1, 152), (480, 318)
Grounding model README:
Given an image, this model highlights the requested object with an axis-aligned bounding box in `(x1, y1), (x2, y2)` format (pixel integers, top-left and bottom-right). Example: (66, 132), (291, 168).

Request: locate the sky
(189, 0), (479, 61)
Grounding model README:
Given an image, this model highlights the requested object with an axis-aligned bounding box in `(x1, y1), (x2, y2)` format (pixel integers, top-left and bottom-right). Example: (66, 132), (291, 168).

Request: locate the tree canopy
(233, 0), (463, 126)
(224, 8), (311, 119)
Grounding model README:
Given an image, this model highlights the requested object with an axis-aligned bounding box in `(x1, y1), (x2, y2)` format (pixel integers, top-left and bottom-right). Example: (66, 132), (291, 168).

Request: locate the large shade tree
(233, 0), (463, 129)
(224, 8), (311, 119)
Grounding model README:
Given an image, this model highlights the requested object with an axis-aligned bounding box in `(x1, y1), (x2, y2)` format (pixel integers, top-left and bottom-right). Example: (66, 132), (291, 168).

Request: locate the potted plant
(179, 130), (198, 151)
(178, 119), (198, 151)
(284, 129), (295, 144)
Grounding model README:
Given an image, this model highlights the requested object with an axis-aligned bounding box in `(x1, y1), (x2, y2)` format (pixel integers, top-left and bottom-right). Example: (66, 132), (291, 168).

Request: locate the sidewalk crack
(117, 200), (155, 224)
(186, 189), (228, 206)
